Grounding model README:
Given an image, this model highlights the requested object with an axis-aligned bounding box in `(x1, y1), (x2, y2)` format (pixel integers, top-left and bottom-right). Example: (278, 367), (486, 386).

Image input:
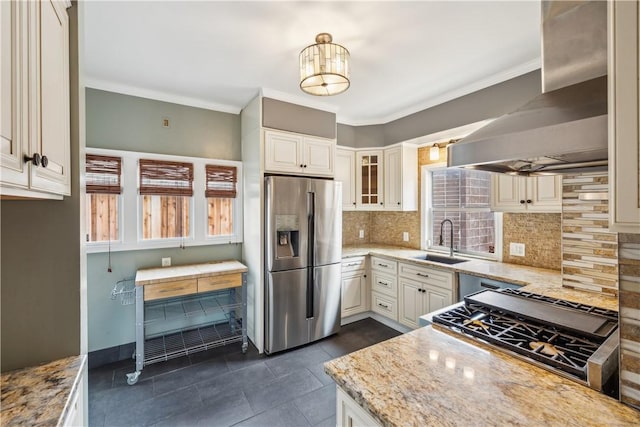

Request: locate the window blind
(86, 154), (122, 194)
(139, 159), (194, 196)
(205, 165), (237, 198)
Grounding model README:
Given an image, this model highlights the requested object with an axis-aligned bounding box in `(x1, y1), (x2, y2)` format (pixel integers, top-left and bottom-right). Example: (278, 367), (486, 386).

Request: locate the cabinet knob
(41, 155), (49, 168)
(380, 202), (383, 205)
(300, 164), (304, 168)
(519, 200), (525, 204)
(303, 164), (307, 168)
(352, 202), (356, 206)
(24, 153), (42, 167)
(526, 199), (532, 204)
(397, 202), (401, 205)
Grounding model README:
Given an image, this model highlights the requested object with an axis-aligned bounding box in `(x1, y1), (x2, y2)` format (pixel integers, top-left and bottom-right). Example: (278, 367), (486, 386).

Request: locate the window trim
(86, 148), (243, 253)
(420, 164), (502, 261)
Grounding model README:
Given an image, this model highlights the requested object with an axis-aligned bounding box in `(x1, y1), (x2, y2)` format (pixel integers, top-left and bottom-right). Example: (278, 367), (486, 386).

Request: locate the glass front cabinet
(356, 150), (384, 210)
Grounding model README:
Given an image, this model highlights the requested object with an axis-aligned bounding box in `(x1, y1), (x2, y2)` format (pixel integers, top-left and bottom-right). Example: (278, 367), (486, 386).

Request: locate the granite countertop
(135, 259), (248, 286)
(342, 244), (618, 311)
(325, 327), (640, 426)
(1, 355), (86, 426)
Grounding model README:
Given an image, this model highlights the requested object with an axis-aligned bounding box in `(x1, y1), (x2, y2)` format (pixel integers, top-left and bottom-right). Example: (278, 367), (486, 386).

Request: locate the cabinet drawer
(342, 256), (366, 272)
(371, 256), (397, 274)
(371, 291), (398, 321)
(198, 273), (242, 293)
(371, 271), (397, 297)
(399, 263), (454, 290)
(143, 279), (197, 301)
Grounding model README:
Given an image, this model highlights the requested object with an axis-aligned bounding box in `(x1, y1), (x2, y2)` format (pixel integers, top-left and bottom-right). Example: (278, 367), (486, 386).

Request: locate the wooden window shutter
(205, 165), (237, 198)
(139, 159), (194, 196)
(86, 154), (122, 194)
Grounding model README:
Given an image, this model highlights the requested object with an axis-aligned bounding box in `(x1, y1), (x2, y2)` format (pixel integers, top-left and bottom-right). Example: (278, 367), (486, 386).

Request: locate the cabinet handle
(397, 202), (401, 205)
(303, 164), (307, 168)
(378, 302), (389, 309)
(352, 202), (356, 205)
(380, 202), (383, 205)
(345, 262), (359, 267)
(519, 200), (525, 204)
(377, 281), (388, 287)
(363, 274), (367, 278)
(526, 199), (532, 204)
(416, 272), (429, 278)
(41, 155), (48, 168)
(300, 164), (304, 168)
(378, 263), (388, 268)
(24, 153), (42, 167)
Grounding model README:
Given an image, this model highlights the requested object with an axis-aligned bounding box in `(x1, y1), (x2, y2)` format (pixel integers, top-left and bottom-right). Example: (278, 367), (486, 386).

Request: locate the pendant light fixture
(299, 33), (350, 96)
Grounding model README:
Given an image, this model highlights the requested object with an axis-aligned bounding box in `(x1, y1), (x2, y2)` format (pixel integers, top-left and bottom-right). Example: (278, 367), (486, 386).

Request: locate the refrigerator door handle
(306, 191), (315, 319)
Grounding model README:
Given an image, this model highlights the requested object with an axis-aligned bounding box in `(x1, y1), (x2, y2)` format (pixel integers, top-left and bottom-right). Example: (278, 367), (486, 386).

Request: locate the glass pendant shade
(299, 33), (350, 96)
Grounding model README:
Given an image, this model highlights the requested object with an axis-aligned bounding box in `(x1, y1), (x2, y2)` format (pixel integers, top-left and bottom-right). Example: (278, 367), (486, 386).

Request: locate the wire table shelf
(126, 265), (248, 386)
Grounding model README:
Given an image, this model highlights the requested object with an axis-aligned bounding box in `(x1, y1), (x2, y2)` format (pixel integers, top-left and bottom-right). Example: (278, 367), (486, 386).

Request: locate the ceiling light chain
(299, 33), (350, 96)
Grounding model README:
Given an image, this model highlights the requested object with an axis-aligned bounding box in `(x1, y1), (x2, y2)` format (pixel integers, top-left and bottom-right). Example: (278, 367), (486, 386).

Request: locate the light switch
(359, 229), (364, 239)
(509, 243), (525, 257)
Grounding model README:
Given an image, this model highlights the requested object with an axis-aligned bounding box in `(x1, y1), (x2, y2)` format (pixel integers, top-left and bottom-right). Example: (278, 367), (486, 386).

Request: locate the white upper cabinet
(1, 0), (70, 199)
(0, 0), (28, 189)
(609, 0), (640, 233)
(383, 144), (417, 211)
(336, 147), (356, 211)
(491, 175), (562, 212)
(264, 129), (335, 177)
(355, 150), (384, 210)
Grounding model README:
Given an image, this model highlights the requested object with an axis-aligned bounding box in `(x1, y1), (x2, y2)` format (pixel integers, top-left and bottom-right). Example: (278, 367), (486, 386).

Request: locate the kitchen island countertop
(342, 244), (618, 311)
(325, 326), (640, 426)
(1, 355), (86, 426)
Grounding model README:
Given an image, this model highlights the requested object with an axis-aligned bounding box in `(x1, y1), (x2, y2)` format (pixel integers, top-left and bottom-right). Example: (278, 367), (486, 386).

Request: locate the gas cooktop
(432, 288), (619, 395)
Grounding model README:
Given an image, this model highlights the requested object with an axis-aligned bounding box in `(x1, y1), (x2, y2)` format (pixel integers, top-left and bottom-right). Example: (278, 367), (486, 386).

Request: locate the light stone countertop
(342, 244), (618, 311)
(1, 355), (86, 426)
(135, 259), (248, 286)
(325, 327), (640, 427)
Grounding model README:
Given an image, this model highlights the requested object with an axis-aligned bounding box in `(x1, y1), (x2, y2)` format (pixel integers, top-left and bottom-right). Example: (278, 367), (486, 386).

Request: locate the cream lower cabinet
(341, 257), (369, 318)
(491, 175), (561, 213)
(609, 0), (640, 233)
(370, 257), (398, 321)
(398, 263), (454, 329)
(336, 385), (382, 427)
(264, 129), (335, 177)
(0, 0), (70, 199)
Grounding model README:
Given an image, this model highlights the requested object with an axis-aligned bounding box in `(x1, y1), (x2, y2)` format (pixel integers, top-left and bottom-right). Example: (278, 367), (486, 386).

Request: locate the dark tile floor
(88, 318), (401, 427)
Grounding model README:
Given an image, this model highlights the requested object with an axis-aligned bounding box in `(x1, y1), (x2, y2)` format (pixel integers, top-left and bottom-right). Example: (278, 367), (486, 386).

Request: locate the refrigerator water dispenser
(276, 230), (298, 258)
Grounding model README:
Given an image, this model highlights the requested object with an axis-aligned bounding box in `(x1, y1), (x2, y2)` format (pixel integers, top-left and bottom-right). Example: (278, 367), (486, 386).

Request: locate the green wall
(86, 89), (242, 352)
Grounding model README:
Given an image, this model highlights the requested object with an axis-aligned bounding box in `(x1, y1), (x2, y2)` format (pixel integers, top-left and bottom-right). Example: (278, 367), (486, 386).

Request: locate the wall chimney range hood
(448, 1), (608, 175)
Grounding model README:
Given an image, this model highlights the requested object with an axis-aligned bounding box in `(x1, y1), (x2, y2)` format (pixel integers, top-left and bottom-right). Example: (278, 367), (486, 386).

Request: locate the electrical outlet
(509, 243), (525, 257)
(359, 229), (364, 239)
(162, 257), (171, 267)
(402, 232), (409, 242)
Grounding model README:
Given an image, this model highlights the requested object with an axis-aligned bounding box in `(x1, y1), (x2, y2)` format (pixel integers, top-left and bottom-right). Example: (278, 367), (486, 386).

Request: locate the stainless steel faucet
(439, 219), (454, 257)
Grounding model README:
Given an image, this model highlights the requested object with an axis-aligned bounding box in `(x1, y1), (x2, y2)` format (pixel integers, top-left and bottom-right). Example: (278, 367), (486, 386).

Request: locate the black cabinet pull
(519, 199), (525, 204)
(24, 153), (42, 167)
(526, 199), (532, 204)
(352, 202), (356, 205)
(41, 155), (48, 168)
(397, 202), (401, 205)
(300, 164), (303, 168)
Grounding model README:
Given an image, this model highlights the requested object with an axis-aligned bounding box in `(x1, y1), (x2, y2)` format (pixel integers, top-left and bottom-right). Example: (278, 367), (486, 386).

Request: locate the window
(85, 154), (122, 242)
(139, 159), (193, 240)
(85, 148), (243, 253)
(423, 166), (499, 258)
(205, 164), (237, 237)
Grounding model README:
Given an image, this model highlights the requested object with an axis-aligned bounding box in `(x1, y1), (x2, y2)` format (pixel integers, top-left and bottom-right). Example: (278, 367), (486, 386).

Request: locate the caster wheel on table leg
(126, 371), (140, 386)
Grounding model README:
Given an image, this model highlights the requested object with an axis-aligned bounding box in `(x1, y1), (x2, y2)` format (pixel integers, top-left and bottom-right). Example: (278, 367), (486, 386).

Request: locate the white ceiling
(83, 1), (542, 126)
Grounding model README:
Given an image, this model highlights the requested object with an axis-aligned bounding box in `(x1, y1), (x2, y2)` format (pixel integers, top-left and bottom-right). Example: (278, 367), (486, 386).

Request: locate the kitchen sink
(412, 254), (469, 265)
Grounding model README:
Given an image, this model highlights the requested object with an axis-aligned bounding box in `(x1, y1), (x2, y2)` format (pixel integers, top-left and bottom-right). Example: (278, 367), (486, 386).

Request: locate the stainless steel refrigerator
(264, 175), (342, 354)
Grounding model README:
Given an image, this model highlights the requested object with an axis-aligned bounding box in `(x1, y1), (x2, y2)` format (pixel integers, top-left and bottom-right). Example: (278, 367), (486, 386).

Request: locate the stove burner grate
(433, 302), (603, 380)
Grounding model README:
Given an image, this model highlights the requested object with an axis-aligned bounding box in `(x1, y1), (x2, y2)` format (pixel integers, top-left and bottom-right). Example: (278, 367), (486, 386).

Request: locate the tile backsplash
(562, 173), (618, 295)
(342, 211), (372, 245)
(342, 211), (420, 249)
(502, 213), (561, 270)
(619, 233), (640, 409)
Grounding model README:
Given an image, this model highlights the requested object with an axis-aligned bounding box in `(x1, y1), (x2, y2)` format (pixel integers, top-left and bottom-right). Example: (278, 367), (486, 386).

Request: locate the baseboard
(88, 342), (135, 369)
(341, 311), (412, 334)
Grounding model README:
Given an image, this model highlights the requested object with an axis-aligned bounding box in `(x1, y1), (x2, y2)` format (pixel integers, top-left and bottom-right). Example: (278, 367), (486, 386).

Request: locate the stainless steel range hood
(448, 1), (608, 175)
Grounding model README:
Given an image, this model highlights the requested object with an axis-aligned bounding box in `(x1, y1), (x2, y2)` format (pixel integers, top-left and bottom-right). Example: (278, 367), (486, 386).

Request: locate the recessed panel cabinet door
(398, 279), (422, 329)
(0, 0), (28, 188)
(264, 131), (302, 174)
(303, 136), (334, 177)
(30, 0), (70, 195)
